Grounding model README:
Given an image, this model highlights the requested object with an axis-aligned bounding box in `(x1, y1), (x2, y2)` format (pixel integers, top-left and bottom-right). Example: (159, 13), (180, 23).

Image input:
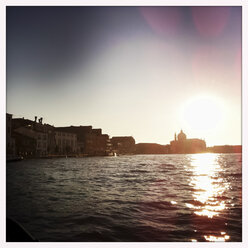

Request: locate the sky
(6, 6), (241, 146)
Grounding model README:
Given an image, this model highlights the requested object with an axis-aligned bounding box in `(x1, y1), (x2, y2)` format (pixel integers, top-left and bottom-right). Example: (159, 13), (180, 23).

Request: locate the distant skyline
(7, 6), (241, 146)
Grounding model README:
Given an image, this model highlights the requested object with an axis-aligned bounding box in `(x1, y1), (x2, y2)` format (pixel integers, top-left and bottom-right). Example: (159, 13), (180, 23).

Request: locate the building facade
(6, 113), (16, 157)
(170, 130), (206, 154)
(55, 126), (112, 156)
(13, 132), (36, 157)
(14, 126), (48, 157)
(135, 143), (170, 154)
(54, 131), (77, 154)
(111, 136), (136, 154)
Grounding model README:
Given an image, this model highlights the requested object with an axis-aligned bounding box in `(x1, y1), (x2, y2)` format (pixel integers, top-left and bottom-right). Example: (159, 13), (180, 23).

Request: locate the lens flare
(140, 7), (182, 36)
(191, 7), (230, 37)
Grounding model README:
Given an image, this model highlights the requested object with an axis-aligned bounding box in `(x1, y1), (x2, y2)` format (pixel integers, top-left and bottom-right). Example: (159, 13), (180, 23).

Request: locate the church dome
(178, 130), (187, 141)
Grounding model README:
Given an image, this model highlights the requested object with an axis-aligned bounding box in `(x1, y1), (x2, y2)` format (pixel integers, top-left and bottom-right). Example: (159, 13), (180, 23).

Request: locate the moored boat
(6, 156), (23, 163)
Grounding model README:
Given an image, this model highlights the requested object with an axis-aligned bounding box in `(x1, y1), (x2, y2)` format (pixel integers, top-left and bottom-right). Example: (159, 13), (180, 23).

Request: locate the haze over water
(7, 153), (242, 242)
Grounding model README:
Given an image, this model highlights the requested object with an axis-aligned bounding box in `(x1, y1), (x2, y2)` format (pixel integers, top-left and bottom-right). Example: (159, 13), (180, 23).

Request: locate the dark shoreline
(6, 151), (242, 163)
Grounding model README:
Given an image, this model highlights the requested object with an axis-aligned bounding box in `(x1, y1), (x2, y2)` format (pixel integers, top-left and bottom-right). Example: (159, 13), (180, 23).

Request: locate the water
(6, 153), (242, 242)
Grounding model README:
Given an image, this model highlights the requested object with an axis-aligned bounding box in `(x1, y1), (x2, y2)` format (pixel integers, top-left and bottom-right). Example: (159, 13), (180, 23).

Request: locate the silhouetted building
(111, 136), (135, 154)
(85, 133), (112, 156)
(135, 143), (170, 154)
(170, 130), (206, 154)
(9, 116), (115, 157)
(55, 126), (112, 156)
(13, 132), (36, 157)
(12, 117), (34, 130)
(44, 124), (56, 155)
(11, 116), (57, 156)
(56, 126), (92, 153)
(54, 130), (77, 154)
(6, 113), (16, 157)
(14, 126), (48, 156)
(207, 145), (242, 153)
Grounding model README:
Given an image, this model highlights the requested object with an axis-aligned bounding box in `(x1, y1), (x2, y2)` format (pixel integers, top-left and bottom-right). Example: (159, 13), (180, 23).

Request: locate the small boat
(6, 156), (23, 163)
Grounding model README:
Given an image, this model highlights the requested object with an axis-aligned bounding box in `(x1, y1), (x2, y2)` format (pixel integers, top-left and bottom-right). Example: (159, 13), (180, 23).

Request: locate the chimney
(35, 116), (37, 122)
(40, 117), (43, 124)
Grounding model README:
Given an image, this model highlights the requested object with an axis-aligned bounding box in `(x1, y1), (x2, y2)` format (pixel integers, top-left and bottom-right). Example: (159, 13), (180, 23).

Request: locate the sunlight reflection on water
(7, 154), (241, 242)
(187, 153), (231, 241)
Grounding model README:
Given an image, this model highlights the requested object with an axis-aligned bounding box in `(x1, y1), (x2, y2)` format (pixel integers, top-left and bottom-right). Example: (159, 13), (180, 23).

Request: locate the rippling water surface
(7, 153), (242, 242)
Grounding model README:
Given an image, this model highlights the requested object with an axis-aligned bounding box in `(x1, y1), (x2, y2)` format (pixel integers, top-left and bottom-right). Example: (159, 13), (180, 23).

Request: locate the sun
(181, 95), (223, 132)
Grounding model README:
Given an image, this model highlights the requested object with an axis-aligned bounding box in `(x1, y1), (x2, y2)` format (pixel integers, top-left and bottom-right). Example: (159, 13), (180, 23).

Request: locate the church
(170, 130), (206, 154)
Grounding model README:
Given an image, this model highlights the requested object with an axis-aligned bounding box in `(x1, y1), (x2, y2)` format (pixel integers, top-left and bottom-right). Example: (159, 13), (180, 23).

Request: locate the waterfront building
(13, 132), (36, 157)
(207, 145), (242, 153)
(12, 117), (34, 130)
(11, 116), (58, 157)
(13, 126), (48, 157)
(135, 143), (170, 154)
(111, 136), (136, 154)
(54, 130), (77, 154)
(55, 126), (112, 156)
(6, 113), (16, 157)
(170, 130), (206, 154)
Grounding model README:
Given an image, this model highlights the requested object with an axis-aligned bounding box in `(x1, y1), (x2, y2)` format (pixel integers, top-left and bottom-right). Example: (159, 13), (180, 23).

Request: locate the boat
(6, 156), (23, 163)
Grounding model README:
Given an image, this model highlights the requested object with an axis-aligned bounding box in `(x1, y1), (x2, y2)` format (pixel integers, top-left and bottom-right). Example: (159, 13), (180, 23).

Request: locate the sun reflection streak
(186, 153), (231, 241)
(204, 235), (230, 242)
(187, 153), (229, 217)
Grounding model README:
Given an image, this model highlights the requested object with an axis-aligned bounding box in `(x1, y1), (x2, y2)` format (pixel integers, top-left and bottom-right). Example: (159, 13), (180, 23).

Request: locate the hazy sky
(7, 6), (241, 146)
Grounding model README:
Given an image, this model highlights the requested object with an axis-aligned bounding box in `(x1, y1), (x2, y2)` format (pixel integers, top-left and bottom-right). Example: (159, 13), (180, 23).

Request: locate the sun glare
(181, 95), (223, 132)
(187, 153), (229, 219)
(186, 153), (232, 242)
